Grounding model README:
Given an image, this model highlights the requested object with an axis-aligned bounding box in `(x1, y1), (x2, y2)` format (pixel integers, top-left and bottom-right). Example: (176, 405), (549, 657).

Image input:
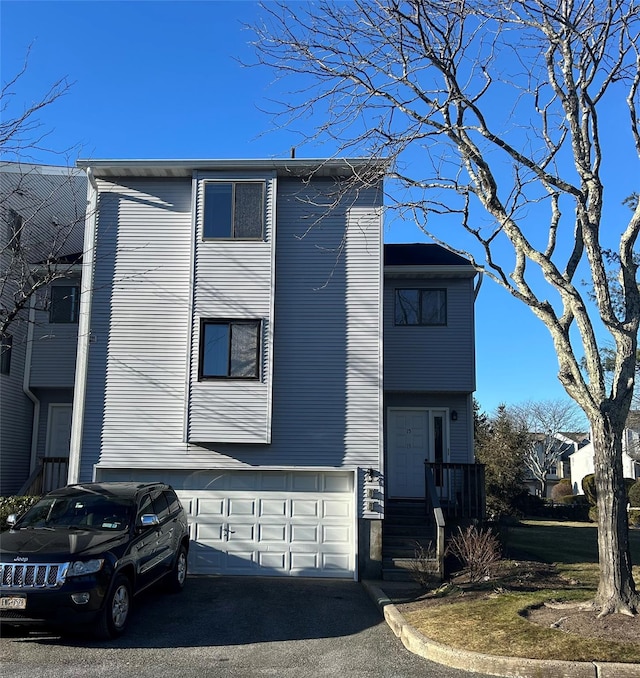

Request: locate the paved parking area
(1, 576), (490, 677)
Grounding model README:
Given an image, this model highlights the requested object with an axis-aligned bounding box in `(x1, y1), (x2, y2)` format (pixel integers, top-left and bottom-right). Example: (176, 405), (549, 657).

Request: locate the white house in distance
(0, 163), (86, 496)
(570, 412), (640, 494)
(69, 158), (479, 580)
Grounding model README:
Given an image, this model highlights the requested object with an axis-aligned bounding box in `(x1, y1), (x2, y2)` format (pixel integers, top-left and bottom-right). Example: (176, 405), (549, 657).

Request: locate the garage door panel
(259, 499), (287, 516)
(197, 523), (224, 541)
(259, 552), (287, 570)
(322, 525), (351, 543)
(290, 552), (318, 570)
(323, 500), (350, 518)
(228, 498), (256, 516)
(228, 524), (255, 540)
(291, 524), (318, 543)
(176, 471), (354, 578)
(259, 524), (287, 541)
(291, 499), (319, 517)
(198, 498), (224, 516)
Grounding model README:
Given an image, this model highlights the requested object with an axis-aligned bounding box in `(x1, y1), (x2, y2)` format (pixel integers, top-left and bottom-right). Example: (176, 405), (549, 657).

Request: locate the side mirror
(6, 514), (17, 527)
(139, 513), (160, 529)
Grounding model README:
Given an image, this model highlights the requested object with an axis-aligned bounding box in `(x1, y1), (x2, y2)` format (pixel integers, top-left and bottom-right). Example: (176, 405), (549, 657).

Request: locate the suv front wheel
(166, 545), (188, 593)
(96, 574), (132, 639)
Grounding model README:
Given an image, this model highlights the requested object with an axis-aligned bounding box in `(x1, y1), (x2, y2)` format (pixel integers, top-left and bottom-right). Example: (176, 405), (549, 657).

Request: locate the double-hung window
(199, 319), (261, 379)
(49, 285), (80, 324)
(394, 288), (447, 326)
(203, 181), (264, 239)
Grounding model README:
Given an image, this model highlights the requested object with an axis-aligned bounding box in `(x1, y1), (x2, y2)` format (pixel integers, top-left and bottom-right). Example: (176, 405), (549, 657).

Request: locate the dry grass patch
(400, 587), (640, 663)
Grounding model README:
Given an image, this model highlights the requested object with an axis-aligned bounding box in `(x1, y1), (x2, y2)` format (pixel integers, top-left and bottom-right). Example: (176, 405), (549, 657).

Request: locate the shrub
(588, 505), (598, 523)
(629, 480), (640, 508)
(446, 524), (502, 582)
(582, 474), (597, 506)
(0, 495), (41, 530)
(629, 508), (640, 528)
(550, 479), (573, 502)
(409, 541), (440, 589)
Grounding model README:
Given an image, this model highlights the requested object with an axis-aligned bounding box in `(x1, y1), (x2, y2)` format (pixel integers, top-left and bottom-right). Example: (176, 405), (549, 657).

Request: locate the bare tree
(252, 0), (640, 616)
(511, 399), (586, 497)
(1, 56), (85, 352)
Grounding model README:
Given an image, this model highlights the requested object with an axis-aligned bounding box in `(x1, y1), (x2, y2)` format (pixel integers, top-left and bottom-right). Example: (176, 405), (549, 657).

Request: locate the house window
(49, 285), (80, 324)
(394, 289), (447, 326)
(203, 181), (264, 239)
(1, 334), (12, 375)
(199, 319), (261, 379)
(7, 209), (24, 252)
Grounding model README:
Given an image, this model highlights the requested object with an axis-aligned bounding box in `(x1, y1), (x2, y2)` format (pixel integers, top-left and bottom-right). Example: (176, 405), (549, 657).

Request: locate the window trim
(198, 318), (262, 381)
(394, 288), (447, 326)
(202, 180), (265, 241)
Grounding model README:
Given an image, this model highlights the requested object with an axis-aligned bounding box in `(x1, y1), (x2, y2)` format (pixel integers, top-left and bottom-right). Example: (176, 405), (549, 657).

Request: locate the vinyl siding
(0, 165), (85, 494)
(29, 283), (80, 389)
(383, 277), (475, 392)
(0, 311), (32, 495)
(187, 172), (276, 443)
(80, 178), (193, 479)
(82, 174), (383, 477)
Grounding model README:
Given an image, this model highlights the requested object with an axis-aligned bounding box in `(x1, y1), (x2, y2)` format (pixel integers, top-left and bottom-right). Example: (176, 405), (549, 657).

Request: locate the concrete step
(382, 556), (440, 582)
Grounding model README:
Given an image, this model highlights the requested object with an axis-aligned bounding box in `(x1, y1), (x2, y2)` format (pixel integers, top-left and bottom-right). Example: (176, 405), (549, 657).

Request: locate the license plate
(0, 596), (27, 610)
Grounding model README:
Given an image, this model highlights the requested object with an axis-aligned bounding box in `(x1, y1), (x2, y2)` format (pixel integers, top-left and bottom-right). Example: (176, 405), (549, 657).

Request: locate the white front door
(387, 409), (430, 498)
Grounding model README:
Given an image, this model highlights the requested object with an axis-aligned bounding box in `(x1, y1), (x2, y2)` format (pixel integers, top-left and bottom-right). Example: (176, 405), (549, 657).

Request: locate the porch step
(382, 556), (440, 582)
(382, 499), (439, 581)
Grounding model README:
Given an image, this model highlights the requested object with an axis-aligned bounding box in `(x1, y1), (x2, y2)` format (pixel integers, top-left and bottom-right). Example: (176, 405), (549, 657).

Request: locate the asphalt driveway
(1, 576), (491, 677)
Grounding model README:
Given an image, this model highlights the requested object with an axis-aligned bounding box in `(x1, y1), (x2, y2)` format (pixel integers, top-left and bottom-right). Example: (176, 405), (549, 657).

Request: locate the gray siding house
(0, 163), (86, 495)
(70, 158), (477, 579)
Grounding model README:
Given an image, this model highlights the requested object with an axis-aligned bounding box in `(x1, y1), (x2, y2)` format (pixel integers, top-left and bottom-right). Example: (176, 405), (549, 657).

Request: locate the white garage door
(176, 470), (355, 578)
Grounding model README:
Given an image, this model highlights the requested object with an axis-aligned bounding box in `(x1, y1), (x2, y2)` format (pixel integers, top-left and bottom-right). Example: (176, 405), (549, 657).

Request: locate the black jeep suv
(0, 482), (189, 638)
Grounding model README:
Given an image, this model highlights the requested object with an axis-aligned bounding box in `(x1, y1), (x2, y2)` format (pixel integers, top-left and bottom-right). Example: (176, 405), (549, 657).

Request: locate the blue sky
(3, 0), (626, 423)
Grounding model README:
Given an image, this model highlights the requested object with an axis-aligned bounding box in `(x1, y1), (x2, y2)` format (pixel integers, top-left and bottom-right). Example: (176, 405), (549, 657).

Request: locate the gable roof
(384, 243), (476, 279)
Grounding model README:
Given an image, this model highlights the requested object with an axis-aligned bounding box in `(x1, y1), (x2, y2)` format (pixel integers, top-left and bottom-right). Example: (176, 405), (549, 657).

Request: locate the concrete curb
(362, 580), (640, 678)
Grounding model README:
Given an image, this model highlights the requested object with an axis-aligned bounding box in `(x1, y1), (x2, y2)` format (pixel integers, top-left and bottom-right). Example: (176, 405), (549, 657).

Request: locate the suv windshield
(16, 494), (133, 531)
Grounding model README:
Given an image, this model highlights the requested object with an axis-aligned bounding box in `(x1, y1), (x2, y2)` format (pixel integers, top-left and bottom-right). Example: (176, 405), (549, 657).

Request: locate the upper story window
(394, 288), (447, 326)
(49, 285), (80, 324)
(203, 181), (264, 240)
(7, 209), (24, 252)
(1, 334), (12, 375)
(199, 319), (261, 380)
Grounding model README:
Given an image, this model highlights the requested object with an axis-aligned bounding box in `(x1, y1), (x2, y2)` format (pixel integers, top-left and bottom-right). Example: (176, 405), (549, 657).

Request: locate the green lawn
(503, 519), (640, 565)
(398, 519), (640, 662)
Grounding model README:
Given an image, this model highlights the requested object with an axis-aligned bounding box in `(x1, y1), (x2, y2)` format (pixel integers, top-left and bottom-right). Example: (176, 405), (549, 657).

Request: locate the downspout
(24, 297), (41, 475)
(68, 167), (98, 484)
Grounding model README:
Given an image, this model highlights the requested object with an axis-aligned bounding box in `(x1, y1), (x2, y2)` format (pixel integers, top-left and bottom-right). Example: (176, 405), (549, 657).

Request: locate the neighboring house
(69, 158), (478, 580)
(0, 162), (86, 495)
(523, 431), (590, 497)
(570, 414), (640, 494)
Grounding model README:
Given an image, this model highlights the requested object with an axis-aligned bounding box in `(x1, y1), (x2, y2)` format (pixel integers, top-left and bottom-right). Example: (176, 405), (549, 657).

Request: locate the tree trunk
(591, 414), (639, 616)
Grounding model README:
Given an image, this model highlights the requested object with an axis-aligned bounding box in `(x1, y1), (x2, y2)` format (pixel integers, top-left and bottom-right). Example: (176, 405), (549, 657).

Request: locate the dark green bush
(0, 495), (41, 530)
(588, 505), (598, 523)
(629, 480), (640, 508)
(550, 478), (573, 502)
(582, 474), (597, 506)
(629, 508), (640, 527)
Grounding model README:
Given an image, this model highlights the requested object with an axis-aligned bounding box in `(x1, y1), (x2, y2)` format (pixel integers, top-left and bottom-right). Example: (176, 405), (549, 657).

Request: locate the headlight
(67, 559), (104, 576)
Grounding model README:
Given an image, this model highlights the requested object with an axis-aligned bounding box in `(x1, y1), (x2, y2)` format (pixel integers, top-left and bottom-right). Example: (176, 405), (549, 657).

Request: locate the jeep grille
(1, 562), (68, 589)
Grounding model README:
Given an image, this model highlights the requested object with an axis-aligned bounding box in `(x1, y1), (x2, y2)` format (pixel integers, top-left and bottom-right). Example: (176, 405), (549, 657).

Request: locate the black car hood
(0, 528), (127, 560)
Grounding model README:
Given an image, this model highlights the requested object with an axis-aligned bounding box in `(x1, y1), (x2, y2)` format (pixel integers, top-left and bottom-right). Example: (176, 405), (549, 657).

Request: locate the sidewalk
(362, 580), (640, 678)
